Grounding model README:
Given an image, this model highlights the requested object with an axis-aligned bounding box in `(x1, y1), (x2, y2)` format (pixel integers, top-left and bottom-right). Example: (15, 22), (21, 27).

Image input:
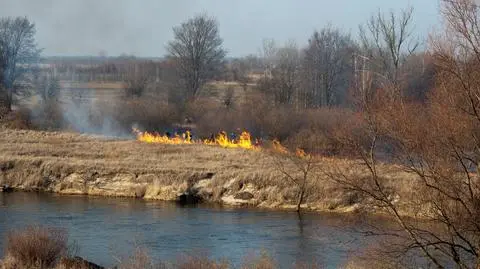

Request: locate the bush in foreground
(3, 225), (69, 269)
(1, 226), (322, 269)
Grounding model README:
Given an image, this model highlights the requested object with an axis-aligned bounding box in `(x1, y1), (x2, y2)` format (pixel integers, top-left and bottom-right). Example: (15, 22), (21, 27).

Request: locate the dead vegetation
(116, 248), (319, 269)
(0, 127), (415, 214)
(2, 4), (478, 268)
(2, 226), (69, 269)
(1, 226), (319, 269)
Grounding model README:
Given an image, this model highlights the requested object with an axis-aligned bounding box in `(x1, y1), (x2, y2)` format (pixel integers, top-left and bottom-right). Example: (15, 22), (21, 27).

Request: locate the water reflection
(0, 192), (372, 268)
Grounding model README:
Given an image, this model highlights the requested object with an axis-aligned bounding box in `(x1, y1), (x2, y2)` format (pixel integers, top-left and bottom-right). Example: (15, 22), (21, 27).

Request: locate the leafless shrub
(55, 256), (103, 269)
(116, 247), (165, 269)
(285, 108), (355, 155)
(123, 61), (156, 98)
(292, 262), (321, 269)
(89, 98), (180, 133)
(241, 251), (276, 269)
(175, 255), (229, 269)
(29, 100), (64, 130)
(0, 108), (31, 129)
(4, 225), (69, 269)
(222, 87), (235, 109)
(322, 2), (480, 267)
(270, 141), (319, 212)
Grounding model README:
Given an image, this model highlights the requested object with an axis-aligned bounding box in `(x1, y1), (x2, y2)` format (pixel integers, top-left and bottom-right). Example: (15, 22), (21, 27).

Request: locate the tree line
(0, 7), (434, 114)
(1, 1), (480, 268)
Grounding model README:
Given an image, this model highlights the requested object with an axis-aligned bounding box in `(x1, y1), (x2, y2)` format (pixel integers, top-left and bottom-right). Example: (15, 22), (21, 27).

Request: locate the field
(0, 127), (417, 214)
(54, 79), (255, 104)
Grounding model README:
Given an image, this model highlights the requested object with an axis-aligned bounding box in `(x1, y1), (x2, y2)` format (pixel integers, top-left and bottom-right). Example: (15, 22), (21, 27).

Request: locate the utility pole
(353, 53), (370, 106)
(362, 55), (366, 96)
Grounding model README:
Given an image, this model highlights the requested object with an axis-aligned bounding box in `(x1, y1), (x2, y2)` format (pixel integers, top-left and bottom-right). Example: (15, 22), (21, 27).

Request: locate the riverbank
(0, 128), (416, 214)
(0, 192), (387, 269)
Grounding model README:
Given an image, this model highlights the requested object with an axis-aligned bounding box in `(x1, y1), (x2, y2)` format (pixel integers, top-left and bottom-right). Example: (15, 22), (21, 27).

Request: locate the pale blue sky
(0, 0), (441, 57)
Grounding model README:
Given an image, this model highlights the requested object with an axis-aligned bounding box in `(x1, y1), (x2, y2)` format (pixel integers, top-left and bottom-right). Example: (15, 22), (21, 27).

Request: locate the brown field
(0, 127), (417, 214)
(59, 81), (126, 89)
(56, 79), (256, 99)
(58, 80), (255, 90)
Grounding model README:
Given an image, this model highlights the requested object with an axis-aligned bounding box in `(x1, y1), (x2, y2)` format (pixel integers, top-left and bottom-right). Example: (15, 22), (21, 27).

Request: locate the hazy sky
(0, 0), (441, 57)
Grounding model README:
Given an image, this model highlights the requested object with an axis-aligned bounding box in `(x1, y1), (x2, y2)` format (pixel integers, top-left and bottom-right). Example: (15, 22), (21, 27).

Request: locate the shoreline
(0, 191), (385, 269)
(0, 128), (415, 217)
(1, 188), (369, 218)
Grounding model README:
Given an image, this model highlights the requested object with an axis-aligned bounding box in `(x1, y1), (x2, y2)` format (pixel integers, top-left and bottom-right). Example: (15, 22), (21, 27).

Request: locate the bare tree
(222, 86), (235, 109)
(261, 38), (277, 79)
(400, 52), (436, 102)
(167, 14), (226, 102)
(359, 7), (418, 98)
(0, 17), (40, 111)
(325, 86), (456, 268)
(272, 41), (301, 105)
(35, 71), (60, 103)
(257, 40), (301, 106)
(271, 143), (317, 213)
(123, 61), (156, 98)
(302, 26), (356, 108)
(30, 72), (63, 129)
(324, 2), (480, 268)
(227, 58), (251, 90)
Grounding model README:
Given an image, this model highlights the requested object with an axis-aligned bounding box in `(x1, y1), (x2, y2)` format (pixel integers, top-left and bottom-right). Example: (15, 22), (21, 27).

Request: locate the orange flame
(133, 128), (257, 150)
(133, 128), (193, 145)
(295, 148), (309, 158)
(272, 139), (310, 158)
(272, 139), (289, 154)
(133, 128), (310, 157)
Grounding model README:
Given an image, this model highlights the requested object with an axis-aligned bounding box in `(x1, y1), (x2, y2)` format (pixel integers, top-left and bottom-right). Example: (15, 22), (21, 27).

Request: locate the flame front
(134, 128), (193, 145)
(133, 128), (256, 150)
(272, 139), (288, 154)
(133, 128), (310, 157)
(209, 131), (255, 149)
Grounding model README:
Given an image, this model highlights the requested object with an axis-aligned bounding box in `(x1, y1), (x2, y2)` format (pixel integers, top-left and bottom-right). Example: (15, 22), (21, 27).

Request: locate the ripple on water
(0, 192), (378, 269)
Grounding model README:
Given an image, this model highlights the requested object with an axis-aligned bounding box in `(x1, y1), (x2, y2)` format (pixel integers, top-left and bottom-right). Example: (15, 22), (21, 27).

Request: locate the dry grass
(0, 109), (31, 130)
(240, 252), (276, 269)
(2, 225), (69, 269)
(55, 256), (103, 269)
(175, 255), (229, 269)
(117, 249), (279, 269)
(59, 81), (126, 90)
(116, 248), (165, 269)
(0, 127), (417, 213)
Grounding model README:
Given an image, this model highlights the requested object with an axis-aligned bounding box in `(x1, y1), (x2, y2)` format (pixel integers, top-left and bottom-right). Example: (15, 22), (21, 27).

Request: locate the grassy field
(56, 79), (256, 105)
(59, 81), (126, 89)
(0, 127), (417, 213)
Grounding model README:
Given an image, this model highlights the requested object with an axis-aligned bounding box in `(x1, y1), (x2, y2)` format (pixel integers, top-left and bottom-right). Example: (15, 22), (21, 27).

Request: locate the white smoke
(61, 96), (133, 138)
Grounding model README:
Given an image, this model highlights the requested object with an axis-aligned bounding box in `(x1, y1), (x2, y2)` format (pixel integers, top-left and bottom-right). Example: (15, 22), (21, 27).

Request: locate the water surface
(0, 192), (371, 268)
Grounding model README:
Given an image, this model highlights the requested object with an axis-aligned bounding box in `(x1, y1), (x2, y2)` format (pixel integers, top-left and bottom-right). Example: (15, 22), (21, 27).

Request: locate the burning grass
(132, 128), (308, 157)
(133, 128), (259, 150)
(0, 127), (418, 214)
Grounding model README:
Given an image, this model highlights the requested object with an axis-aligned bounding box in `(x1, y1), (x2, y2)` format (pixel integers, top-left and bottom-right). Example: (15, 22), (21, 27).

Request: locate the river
(0, 192), (373, 268)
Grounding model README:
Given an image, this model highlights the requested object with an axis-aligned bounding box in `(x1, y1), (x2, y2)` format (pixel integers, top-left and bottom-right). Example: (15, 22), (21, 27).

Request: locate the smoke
(61, 98), (134, 138)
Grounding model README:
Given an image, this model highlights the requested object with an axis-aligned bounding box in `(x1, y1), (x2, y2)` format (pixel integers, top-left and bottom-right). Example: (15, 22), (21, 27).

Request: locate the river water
(0, 192), (373, 268)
